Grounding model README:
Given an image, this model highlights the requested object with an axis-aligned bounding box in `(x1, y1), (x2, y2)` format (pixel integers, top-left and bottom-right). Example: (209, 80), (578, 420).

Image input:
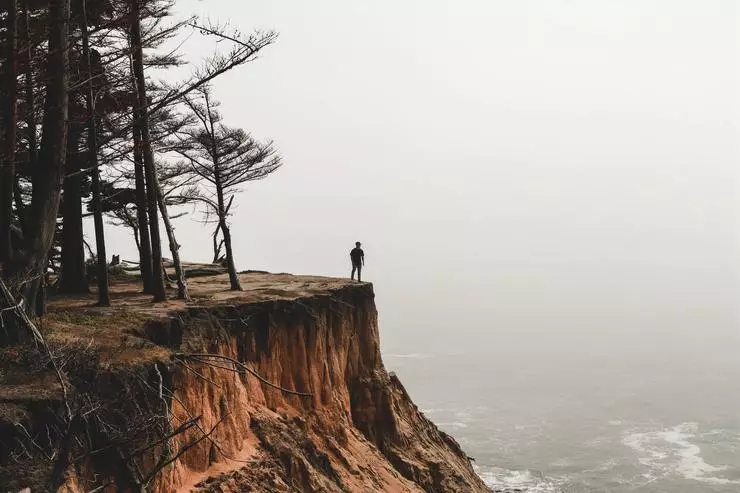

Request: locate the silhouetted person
(350, 242), (364, 282)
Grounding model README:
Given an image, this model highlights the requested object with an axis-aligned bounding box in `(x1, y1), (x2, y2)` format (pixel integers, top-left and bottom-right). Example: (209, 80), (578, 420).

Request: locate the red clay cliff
(0, 271), (490, 492)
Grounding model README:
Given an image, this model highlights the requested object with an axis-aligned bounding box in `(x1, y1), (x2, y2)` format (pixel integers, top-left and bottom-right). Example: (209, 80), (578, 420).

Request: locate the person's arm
(362, 250), (365, 266)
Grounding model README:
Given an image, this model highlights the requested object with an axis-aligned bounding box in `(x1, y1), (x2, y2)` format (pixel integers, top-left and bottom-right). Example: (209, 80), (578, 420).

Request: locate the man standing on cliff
(350, 242), (364, 282)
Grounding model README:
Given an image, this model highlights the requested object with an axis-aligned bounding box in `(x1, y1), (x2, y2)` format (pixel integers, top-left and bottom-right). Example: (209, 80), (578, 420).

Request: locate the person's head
(355, 242), (361, 248)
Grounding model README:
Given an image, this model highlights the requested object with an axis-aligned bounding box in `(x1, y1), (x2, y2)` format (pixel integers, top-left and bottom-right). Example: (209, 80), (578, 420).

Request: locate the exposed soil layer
(0, 270), (490, 492)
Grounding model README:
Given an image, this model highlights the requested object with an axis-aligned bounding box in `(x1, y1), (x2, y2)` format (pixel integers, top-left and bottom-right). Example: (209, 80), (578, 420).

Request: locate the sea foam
(623, 423), (739, 486)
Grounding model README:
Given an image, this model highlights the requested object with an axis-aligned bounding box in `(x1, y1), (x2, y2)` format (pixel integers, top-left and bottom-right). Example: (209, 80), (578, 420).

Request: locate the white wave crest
(623, 422), (739, 486)
(476, 465), (562, 492)
(385, 353), (434, 359)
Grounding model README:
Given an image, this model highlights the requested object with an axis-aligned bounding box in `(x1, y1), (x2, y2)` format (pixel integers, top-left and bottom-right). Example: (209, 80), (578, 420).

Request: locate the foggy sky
(95, 1), (740, 355)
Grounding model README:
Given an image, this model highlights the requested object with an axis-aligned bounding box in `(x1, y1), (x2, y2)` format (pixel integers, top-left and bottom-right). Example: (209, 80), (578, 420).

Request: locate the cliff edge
(0, 272), (490, 492)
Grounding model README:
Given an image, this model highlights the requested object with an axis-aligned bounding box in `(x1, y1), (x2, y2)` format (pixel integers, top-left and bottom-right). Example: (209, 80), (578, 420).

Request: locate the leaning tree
(172, 85), (281, 290)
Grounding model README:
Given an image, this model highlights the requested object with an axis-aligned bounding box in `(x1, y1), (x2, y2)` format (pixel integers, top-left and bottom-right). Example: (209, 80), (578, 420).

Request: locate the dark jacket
(350, 247), (364, 266)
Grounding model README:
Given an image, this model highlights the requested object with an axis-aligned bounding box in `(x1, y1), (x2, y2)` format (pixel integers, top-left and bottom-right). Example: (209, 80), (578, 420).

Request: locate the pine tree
(174, 86), (281, 290)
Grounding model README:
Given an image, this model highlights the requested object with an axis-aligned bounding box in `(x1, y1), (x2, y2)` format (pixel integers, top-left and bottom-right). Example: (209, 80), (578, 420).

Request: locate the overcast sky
(96, 1), (739, 353)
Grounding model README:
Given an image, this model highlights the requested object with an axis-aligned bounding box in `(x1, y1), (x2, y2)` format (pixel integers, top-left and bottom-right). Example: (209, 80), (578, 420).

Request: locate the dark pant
(351, 263), (362, 281)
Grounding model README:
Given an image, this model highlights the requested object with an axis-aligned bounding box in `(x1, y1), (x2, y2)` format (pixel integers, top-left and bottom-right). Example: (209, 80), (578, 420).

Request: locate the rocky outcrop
(0, 274), (489, 492)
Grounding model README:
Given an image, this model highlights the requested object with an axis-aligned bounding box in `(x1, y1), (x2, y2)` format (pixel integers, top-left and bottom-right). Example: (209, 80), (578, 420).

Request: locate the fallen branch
(14, 423), (53, 461)
(164, 390), (251, 465)
(294, 300), (320, 320)
(330, 296), (356, 309)
(124, 415), (201, 461)
(176, 359), (223, 388)
(175, 352), (312, 398)
(143, 412), (226, 486)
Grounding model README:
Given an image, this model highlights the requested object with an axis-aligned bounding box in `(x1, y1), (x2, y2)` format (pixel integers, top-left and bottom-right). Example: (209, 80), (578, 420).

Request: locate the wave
(435, 421), (469, 429)
(475, 465), (563, 492)
(623, 422), (739, 486)
(385, 353), (434, 359)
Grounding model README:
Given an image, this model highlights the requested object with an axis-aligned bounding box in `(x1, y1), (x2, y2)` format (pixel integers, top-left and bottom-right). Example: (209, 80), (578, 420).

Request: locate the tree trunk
(220, 217), (241, 291)
(130, 0), (165, 301)
(14, 0), (34, 235)
(132, 223), (140, 251)
(215, 190), (240, 291)
(0, 0), (18, 266)
(132, 124), (153, 292)
(215, 183), (240, 291)
(156, 191), (189, 300)
(211, 222), (224, 264)
(22, 0), (71, 316)
(58, 124), (87, 294)
(21, 0), (36, 169)
(82, 0), (109, 306)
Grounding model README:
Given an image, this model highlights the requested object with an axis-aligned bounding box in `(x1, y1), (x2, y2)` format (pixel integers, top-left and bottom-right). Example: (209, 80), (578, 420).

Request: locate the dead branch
(294, 300), (320, 320)
(143, 412), (226, 486)
(175, 352), (312, 398)
(164, 390), (251, 465)
(175, 359), (223, 389)
(14, 423), (53, 461)
(329, 296), (356, 310)
(123, 416), (201, 461)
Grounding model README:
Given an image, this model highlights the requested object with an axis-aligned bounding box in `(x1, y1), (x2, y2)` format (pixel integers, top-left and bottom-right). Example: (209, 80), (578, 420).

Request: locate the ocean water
(383, 329), (740, 492)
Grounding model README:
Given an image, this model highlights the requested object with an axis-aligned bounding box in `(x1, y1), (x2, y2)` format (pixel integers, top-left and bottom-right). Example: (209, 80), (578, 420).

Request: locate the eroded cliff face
(1, 275), (489, 492)
(153, 283), (487, 492)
